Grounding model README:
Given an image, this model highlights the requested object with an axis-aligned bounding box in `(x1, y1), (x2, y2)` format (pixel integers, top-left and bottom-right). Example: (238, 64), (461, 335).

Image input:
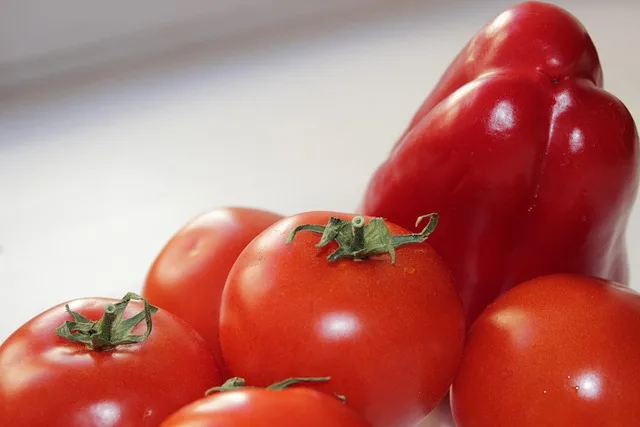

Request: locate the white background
(1, 0), (639, 354)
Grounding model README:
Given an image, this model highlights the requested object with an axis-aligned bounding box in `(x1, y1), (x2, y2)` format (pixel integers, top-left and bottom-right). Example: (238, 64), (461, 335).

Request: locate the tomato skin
(142, 207), (282, 368)
(219, 211), (465, 427)
(451, 274), (640, 427)
(0, 298), (222, 427)
(160, 387), (372, 427)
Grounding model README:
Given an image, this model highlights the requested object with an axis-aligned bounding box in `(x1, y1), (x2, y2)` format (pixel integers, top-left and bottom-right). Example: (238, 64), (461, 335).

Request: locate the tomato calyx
(55, 292), (158, 351)
(286, 214), (439, 264)
(205, 376), (347, 402)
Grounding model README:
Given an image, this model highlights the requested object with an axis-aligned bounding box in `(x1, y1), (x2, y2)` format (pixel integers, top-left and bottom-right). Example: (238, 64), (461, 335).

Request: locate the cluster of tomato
(0, 207), (458, 427)
(2, 1), (640, 426)
(2, 206), (639, 427)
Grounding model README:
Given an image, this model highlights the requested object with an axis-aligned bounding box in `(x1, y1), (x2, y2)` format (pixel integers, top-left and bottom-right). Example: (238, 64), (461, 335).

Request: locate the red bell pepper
(359, 1), (639, 326)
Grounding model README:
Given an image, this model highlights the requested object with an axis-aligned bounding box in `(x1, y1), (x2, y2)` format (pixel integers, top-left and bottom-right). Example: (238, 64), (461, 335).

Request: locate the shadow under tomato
(415, 398), (455, 427)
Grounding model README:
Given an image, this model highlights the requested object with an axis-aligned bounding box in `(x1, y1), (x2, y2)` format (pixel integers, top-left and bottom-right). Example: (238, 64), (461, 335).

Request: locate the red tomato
(451, 274), (640, 427)
(219, 211), (465, 427)
(0, 294), (222, 427)
(160, 378), (372, 427)
(142, 207), (282, 369)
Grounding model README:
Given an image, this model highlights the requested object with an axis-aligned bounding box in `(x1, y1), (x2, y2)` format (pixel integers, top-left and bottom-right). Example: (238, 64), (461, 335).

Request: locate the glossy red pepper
(359, 1), (639, 326)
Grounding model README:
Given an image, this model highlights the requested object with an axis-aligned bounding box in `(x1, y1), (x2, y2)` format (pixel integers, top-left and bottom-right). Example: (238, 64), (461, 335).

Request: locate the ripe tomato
(451, 274), (640, 427)
(160, 377), (372, 427)
(142, 207), (282, 368)
(0, 293), (222, 427)
(219, 211), (465, 427)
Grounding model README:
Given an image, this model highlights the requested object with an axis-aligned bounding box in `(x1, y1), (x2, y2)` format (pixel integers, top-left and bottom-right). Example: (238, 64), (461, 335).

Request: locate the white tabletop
(1, 0), (639, 350)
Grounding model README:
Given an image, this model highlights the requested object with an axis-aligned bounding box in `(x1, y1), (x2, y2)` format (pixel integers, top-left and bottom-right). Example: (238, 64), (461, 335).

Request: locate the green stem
(287, 213), (439, 264)
(90, 304), (117, 349)
(351, 216), (366, 252)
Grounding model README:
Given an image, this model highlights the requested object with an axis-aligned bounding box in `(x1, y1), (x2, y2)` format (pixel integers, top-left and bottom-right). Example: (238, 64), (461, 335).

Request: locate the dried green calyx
(205, 376), (346, 403)
(286, 213), (439, 264)
(55, 292), (158, 351)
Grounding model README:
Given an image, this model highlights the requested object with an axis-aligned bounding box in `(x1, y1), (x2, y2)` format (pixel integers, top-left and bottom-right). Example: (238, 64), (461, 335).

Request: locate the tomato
(219, 211), (465, 427)
(0, 293), (222, 427)
(160, 377), (372, 427)
(451, 274), (640, 427)
(142, 207), (282, 368)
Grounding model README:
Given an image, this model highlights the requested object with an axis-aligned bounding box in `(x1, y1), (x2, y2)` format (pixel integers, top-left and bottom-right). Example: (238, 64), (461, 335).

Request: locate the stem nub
(287, 213), (439, 264)
(55, 292), (158, 351)
(351, 216), (366, 252)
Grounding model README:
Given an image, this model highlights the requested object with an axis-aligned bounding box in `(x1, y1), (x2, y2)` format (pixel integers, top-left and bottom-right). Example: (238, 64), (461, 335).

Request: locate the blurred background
(1, 0), (639, 351)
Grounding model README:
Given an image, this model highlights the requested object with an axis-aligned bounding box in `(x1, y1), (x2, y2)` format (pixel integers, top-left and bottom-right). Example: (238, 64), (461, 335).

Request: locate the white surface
(1, 0), (639, 352)
(0, 0), (405, 88)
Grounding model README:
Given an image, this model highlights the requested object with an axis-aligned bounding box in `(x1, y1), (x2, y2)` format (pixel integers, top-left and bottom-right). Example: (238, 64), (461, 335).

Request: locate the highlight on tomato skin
(219, 211), (466, 427)
(142, 206), (283, 371)
(0, 293), (223, 427)
(160, 377), (373, 427)
(450, 274), (640, 427)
